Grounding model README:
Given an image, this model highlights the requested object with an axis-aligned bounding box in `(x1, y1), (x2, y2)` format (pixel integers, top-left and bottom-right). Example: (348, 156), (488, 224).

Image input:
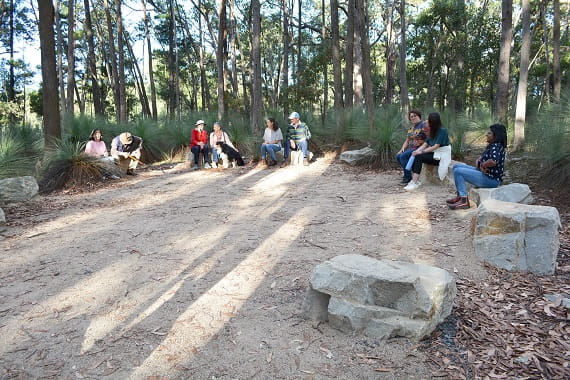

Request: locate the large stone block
(339, 147), (375, 166)
(469, 183), (533, 205)
(302, 254), (456, 341)
(419, 160), (458, 186)
(472, 199), (561, 275)
(0, 176), (39, 204)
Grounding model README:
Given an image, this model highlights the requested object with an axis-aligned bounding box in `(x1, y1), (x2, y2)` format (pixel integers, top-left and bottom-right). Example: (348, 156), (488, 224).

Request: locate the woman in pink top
(85, 129), (108, 157)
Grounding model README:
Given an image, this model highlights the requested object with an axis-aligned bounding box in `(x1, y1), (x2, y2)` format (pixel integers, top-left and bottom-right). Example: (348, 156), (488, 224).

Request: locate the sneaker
(126, 169), (137, 176)
(109, 174), (120, 180)
(212, 161), (218, 168)
(268, 159), (276, 166)
(400, 178), (412, 185)
(204, 162), (212, 169)
(303, 158), (310, 166)
(193, 164), (199, 170)
(446, 195), (461, 204)
(404, 181), (421, 191)
(280, 160), (289, 168)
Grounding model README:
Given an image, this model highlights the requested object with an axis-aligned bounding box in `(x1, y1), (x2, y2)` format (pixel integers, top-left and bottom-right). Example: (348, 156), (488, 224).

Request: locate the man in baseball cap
(282, 111), (311, 166)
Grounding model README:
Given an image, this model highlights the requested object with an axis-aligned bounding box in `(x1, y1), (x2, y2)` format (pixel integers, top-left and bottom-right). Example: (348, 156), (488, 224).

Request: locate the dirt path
(0, 154), (486, 379)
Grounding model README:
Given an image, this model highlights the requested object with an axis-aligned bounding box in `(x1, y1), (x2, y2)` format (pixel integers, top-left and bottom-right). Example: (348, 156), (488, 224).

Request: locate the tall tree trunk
(251, 0), (263, 134)
(360, 0), (374, 131)
(279, 0), (290, 114)
(197, 0), (211, 111)
(55, 1), (66, 116)
(495, 0), (512, 125)
(217, 0), (227, 120)
(66, 0), (75, 116)
(552, 0), (560, 103)
(398, 0), (409, 118)
(541, 0), (550, 103)
(8, 0), (15, 102)
(384, 0), (396, 105)
(38, 0), (61, 147)
(124, 31), (151, 118)
(321, 0), (328, 120)
(84, 0), (104, 116)
(142, 0), (158, 119)
(229, 0), (239, 99)
(115, 0), (127, 122)
(353, 0), (364, 106)
(330, 0), (343, 110)
(103, 0), (120, 122)
(513, 0), (531, 151)
(344, 0), (355, 108)
(168, 0), (177, 119)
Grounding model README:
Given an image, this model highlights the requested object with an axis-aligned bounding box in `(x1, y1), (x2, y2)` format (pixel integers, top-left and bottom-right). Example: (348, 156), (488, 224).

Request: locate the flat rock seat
(472, 199), (561, 275)
(469, 183), (533, 205)
(419, 160), (459, 186)
(302, 254), (456, 341)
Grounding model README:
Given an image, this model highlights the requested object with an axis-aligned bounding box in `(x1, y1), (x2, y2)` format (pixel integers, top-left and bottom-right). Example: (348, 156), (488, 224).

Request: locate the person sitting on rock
(282, 111), (311, 167)
(190, 120), (211, 170)
(111, 132), (143, 176)
(396, 110), (428, 184)
(261, 117), (283, 167)
(209, 121), (238, 168)
(446, 124), (507, 210)
(85, 129), (118, 179)
(404, 112), (450, 191)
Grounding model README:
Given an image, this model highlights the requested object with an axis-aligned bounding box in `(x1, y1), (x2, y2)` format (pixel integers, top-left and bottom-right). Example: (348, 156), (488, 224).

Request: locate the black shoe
(126, 169), (137, 176)
(400, 178), (411, 185)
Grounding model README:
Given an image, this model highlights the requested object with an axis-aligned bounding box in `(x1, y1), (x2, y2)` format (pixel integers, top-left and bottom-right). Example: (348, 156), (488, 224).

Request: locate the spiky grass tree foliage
(38, 140), (121, 194)
(529, 92), (570, 188)
(0, 125), (42, 178)
(371, 106), (403, 168)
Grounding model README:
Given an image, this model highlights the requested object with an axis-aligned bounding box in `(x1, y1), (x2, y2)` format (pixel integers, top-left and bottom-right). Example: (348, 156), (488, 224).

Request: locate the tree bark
(168, 0), (178, 119)
(55, 1), (66, 116)
(84, 0), (104, 116)
(495, 0), (512, 125)
(229, 0), (239, 99)
(142, 0), (158, 119)
(353, 0), (364, 106)
(115, 0), (127, 122)
(8, 0), (15, 102)
(398, 0), (409, 118)
(38, 0), (61, 147)
(66, 0), (75, 116)
(552, 0), (560, 103)
(103, 0), (120, 122)
(251, 0), (263, 134)
(513, 0), (531, 151)
(330, 0), (343, 110)
(384, 0), (396, 105)
(360, 0), (374, 131)
(541, 0), (550, 103)
(344, 0), (355, 108)
(279, 0), (290, 114)
(321, 0), (328, 120)
(217, 0), (227, 120)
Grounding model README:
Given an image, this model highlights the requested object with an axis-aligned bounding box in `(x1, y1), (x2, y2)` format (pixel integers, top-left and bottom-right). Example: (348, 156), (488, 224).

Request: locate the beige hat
(119, 132), (132, 145)
(195, 119), (206, 126)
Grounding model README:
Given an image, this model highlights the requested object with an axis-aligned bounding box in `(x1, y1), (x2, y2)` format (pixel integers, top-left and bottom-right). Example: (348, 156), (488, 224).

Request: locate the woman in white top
(209, 122), (237, 168)
(261, 118), (283, 166)
(85, 129), (108, 157)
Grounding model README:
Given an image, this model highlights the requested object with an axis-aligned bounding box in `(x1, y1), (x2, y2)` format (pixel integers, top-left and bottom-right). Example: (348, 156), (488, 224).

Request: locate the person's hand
(397, 148), (404, 154)
(290, 140), (296, 149)
(412, 149), (421, 157)
(475, 158), (481, 168)
(199, 142), (204, 147)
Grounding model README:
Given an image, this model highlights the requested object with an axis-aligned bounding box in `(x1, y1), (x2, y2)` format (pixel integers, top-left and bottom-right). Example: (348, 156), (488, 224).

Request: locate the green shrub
(38, 140), (121, 194)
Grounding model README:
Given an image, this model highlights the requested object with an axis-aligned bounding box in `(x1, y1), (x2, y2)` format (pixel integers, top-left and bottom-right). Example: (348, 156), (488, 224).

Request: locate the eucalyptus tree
(330, 0), (343, 110)
(552, 0), (560, 103)
(83, 0), (104, 116)
(514, 0), (532, 151)
(495, 0), (512, 124)
(37, 0), (61, 146)
(251, 0), (263, 133)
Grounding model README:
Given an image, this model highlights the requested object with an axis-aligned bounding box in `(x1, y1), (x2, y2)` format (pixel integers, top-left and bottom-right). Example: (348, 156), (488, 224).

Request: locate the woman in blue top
(447, 124), (507, 210)
(404, 112), (450, 190)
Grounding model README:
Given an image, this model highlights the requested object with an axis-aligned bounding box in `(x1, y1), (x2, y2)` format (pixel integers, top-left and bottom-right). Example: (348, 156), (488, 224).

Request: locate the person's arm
(398, 137), (411, 154)
(224, 133), (237, 151)
(190, 129), (197, 148)
(209, 132), (215, 147)
(110, 137), (119, 157)
(411, 142), (429, 156)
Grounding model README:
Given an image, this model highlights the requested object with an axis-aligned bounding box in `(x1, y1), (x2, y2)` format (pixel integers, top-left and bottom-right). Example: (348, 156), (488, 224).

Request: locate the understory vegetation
(0, 101), (568, 194)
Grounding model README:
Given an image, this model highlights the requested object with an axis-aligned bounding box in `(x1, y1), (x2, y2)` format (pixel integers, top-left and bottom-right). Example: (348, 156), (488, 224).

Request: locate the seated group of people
(190, 111), (312, 170)
(395, 110), (507, 210)
(85, 129), (143, 177)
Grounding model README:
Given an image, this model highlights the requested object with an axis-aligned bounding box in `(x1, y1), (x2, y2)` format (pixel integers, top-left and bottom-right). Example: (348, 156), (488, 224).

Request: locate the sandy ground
(0, 153), (487, 379)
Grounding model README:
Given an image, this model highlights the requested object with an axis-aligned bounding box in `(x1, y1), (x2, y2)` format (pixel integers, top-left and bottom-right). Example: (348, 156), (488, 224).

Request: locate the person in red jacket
(190, 120), (211, 170)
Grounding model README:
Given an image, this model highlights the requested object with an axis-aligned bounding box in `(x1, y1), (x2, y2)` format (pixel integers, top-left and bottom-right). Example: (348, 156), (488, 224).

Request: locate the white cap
(195, 119), (206, 126)
(288, 112), (300, 119)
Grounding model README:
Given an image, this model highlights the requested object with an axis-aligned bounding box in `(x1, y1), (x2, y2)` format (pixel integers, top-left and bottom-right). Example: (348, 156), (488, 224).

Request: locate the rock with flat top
(472, 199), (560, 275)
(0, 176), (39, 204)
(339, 147), (375, 166)
(302, 254), (456, 341)
(469, 183), (533, 205)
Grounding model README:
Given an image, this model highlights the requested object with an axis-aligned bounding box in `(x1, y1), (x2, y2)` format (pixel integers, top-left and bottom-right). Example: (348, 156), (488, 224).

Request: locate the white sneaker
(212, 162), (218, 168)
(404, 181), (421, 191)
(204, 162), (212, 169)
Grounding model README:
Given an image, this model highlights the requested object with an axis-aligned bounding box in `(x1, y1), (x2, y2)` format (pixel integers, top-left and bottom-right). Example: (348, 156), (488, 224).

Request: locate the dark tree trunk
(217, 0), (227, 120)
(38, 0), (61, 147)
(344, 0), (355, 108)
(142, 0), (158, 119)
(495, 0), (512, 125)
(330, 0), (343, 110)
(84, 0), (104, 116)
(66, 0), (75, 116)
(251, 0), (263, 134)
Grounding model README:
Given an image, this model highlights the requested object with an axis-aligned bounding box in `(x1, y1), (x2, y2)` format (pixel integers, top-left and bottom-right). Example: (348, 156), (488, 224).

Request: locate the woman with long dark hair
(260, 117), (283, 166)
(446, 124), (507, 210)
(404, 112), (450, 190)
